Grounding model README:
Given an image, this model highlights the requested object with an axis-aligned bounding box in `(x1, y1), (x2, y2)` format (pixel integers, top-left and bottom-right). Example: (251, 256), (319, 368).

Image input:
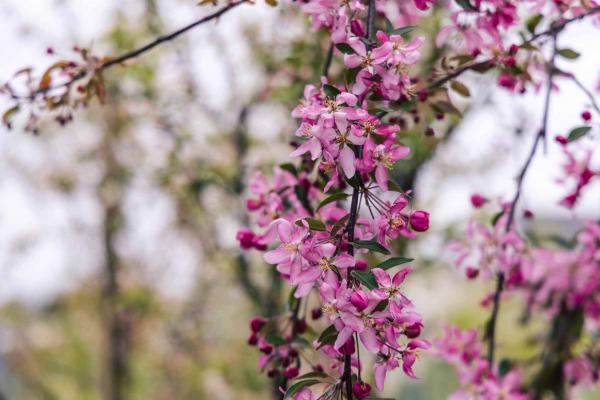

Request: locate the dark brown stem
(26, 1), (247, 98)
(323, 43), (334, 78)
(486, 33), (558, 366)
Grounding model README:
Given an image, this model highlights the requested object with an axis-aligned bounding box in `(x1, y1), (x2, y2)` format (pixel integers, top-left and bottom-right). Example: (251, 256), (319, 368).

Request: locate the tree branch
(486, 33), (558, 366)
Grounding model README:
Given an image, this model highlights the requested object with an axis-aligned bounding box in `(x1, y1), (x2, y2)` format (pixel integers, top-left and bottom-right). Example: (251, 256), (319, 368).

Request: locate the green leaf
(294, 185), (314, 215)
(295, 371), (330, 381)
(316, 324), (338, 348)
(455, 0), (477, 11)
(323, 84), (341, 98)
(498, 358), (513, 376)
(491, 211), (504, 226)
(284, 380), (322, 399)
(279, 163), (297, 176)
(317, 192), (349, 211)
(296, 217), (327, 231)
(373, 299), (389, 312)
(430, 100), (461, 116)
(557, 48), (580, 60)
(351, 239), (391, 255)
(526, 14), (543, 34)
(384, 17), (394, 33)
(450, 80), (471, 97)
(567, 126), (591, 142)
(330, 214), (350, 236)
(351, 270), (379, 290)
(374, 257), (414, 270)
(389, 26), (416, 37)
(335, 43), (355, 55)
(266, 332), (286, 346)
(343, 67), (361, 86)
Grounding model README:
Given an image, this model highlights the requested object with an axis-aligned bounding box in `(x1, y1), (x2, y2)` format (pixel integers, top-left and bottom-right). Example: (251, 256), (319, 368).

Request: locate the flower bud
(350, 290), (369, 312)
(237, 229), (256, 250)
(283, 366), (299, 379)
(249, 316), (266, 332)
(295, 319), (307, 334)
(555, 135), (568, 145)
(581, 110), (592, 121)
(405, 323), (422, 339)
(352, 382), (371, 399)
(339, 337), (355, 355)
(267, 368), (277, 378)
(247, 333), (258, 346)
(354, 260), (368, 271)
(350, 20), (366, 37)
(470, 193), (487, 208)
(465, 267), (479, 280)
(409, 211), (429, 232)
(311, 307), (323, 320)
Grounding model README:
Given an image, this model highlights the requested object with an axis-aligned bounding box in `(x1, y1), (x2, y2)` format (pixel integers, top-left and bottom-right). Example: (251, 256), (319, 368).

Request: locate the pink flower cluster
(435, 326), (528, 400)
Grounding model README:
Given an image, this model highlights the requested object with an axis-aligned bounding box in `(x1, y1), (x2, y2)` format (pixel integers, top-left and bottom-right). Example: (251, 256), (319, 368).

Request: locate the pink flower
(372, 31), (425, 66)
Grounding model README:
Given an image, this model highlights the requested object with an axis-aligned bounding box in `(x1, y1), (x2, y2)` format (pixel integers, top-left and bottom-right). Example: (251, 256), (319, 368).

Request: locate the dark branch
(486, 33), (558, 366)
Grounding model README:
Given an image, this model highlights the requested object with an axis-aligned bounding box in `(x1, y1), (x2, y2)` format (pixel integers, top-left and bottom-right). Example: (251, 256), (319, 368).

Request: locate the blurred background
(0, 0), (598, 399)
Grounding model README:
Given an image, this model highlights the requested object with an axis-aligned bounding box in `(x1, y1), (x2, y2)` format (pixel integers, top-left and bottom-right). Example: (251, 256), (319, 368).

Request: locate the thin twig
(24, 1), (247, 98)
(565, 73), (600, 117)
(486, 33), (558, 366)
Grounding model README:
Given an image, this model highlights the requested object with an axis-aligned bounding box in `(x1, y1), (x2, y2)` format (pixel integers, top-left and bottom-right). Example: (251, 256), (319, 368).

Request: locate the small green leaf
(526, 14), (543, 34)
(343, 68), (361, 86)
(317, 192), (349, 211)
(351, 239), (391, 255)
(295, 371), (330, 381)
(330, 214), (350, 236)
(498, 359), (513, 376)
(316, 324), (338, 348)
(567, 126), (591, 142)
(284, 380), (322, 399)
(294, 185), (314, 215)
(450, 80), (471, 97)
(266, 332), (286, 346)
(2, 105), (19, 129)
(491, 211), (504, 226)
(431, 101), (461, 116)
(455, 0), (477, 11)
(296, 217), (327, 231)
(389, 26), (416, 37)
(279, 163), (297, 176)
(323, 84), (341, 98)
(373, 299), (389, 312)
(557, 48), (580, 60)
(351, 270), (379, 290)
(374, 257), (414, 270)
(335, 43), (355, 55)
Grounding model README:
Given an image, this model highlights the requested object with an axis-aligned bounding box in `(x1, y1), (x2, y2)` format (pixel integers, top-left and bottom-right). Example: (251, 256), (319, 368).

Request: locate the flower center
(322, 303), (336, 315)
(319, 257), (333, 271)
(284, 242), (299, 252)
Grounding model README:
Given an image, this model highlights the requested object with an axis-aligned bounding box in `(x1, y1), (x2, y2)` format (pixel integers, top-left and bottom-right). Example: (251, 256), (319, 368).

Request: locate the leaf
(279, 163), (298, 176)
(567, 126), (591, 142)
(389, 26), (416, 37)
(351, 239), (391, 255)
(316, 324), (338, 348)
(450, 80), (471, 97)
(469, 61), (495, 73)
(526, 14), (543, 34)
(374, 257), (414, 270)
(317, 192), (349, 211)
(430, 101), (461, 116)
(2, 105), (19, 129)
(351, 270), (379, 290)
(295, 371), (330, 381)
(265, 332), (286, 346)
(498, 358), (513, 376)
(330, 214), (350, 236)
(323, 84), (341, 98)
(38, 61), (71, 90)
(265, 0), (278, 6)
(455, 0), (477, 11)
(294, 185), (314, 215)
(373, 299), (389, 312)
(284, 380), (322, 399)
(296, 217), (327, 231)
(335, 43), (355, 55)
(491, 211), (504, 226)
(557, 48), (580, 60)
(343, 68), (361, 86)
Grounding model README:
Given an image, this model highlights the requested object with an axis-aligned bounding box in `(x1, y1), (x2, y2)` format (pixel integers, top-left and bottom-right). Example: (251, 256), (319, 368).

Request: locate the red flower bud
(237, 228), (256, 250)
(409, 210), (430, 232)
(339, 337), (355, 355)
(247, 333), (258, 346)
(465, 267), (479, 280)
(581, 110), (592, 121)
(249, 316), (266, 332)
(295, 319), (307, 334)
(352, 382), (372, 399)
(350, 290), (369, 312)
(311, 307), (323, 320)
(283, 367), (299, 379)
(405, 323), (422, 339)
(350, 20), (366, 37)
(555, 135), (568, 145)
(267, 368), (278, 378)
(354, 260), (368, 271)
(470, 193), (487, 208)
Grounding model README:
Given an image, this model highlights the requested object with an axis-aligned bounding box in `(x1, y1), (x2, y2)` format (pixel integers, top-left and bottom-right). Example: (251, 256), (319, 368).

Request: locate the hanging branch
(486, 33), (559, 365)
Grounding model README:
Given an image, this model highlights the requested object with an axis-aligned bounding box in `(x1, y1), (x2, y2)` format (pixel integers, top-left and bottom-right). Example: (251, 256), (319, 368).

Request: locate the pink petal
(263, 248), (290, 264)
(371, 268), (392, 288)
(339, 146), (356, 178)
